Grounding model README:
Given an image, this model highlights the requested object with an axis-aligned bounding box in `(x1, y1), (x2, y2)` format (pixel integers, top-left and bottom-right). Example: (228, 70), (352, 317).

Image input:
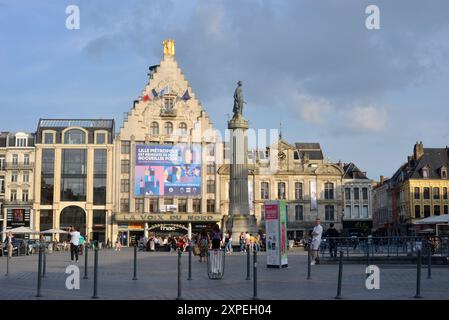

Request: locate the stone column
(227, 115), (257, 245)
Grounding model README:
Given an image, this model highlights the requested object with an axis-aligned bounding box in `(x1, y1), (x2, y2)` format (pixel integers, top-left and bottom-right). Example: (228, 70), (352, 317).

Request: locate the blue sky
(1, 0), (449, 180)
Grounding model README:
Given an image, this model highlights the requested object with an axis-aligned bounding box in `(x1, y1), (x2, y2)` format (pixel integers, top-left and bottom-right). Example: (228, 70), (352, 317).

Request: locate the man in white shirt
(69, 227), (81, 262)
(310, 218), (323, 266)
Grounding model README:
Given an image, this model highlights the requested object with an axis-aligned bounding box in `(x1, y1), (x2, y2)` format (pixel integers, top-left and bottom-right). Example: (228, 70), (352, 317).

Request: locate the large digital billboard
(135, 144), (202, 196)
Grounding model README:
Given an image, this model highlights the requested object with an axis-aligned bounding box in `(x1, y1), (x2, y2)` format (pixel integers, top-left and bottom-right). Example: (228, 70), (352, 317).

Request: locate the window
(433, 187), (440, 200)
(295, 182), (303, 200)
(345, 205), (351, 218)
(295, 205), (303, 221)
(93, 210), (106, 225)
(0, 157), (4, 170)
(434, 205), (441, 216)
(64, 129), (86, 144)
(121, 160), (130, 174)
(10, 189), (17, 201)
(121, 141), (130, 154)
(424, 187), (430, 199)
(362, 188), (368, 200)
(96, 132), (106, 144)
(353, 187), (359, 200)
(423, 168), (429, 178)
(325, 205), (335, 221)
(22, 190), (29, 202)
(207, 199), (215, 213)
(44, 132), (54, 144)
(24, 154), (30, 165)
(353, 205), (360, 218)
(41, 149), (54, 205)
(150, 198), (158, 212)
(207, 143), (215, 156)
(445, 205), (448, 215)
(23, 173), (29, 183)
(442, 170), (448, 179)
(61, 149), (87, 201)
(93, 149), (107, 205)
(324, 183), (334, 200)
(150, 122), (159, 135)
(278, 182), (286, 200)
(261, 182), (270, 200)
(121, 179), (129, 193)
(424, 205), (430, 217)
(192, 199), (201, 213)
(11, 172), (18, 182)
(135, 198), (144, 213)
(178, 199), (187, 213)
(345, 188), (351, 201)
(120, 198), (129, 212)
(164, 122), (173, 135)
(207, 163), (216, 175)
(207, 180), (215, 193)
(179, 122), (188, 135)
(40, 210), (53, 231)
(164, 97), (175, 111)
(415, 205), (421, 218)
(16, 137), (27, 147)
(12, 154), (18, 165)
(362, 205), (369, 218)
(0, 177), (4, 193)
(444, 187), (448, 200)
(414, 187), (420, 199)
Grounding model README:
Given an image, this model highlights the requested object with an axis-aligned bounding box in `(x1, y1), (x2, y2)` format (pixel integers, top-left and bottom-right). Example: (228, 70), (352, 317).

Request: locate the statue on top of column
(233, 81), (245, 117)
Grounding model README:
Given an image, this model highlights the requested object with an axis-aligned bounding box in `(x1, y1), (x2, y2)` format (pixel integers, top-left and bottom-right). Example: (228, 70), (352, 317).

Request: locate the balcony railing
(5, 162), (34, 170)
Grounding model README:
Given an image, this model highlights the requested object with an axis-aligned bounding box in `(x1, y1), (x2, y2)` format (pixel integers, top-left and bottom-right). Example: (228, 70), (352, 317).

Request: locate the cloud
(346, 106), (387, 133)
(293, 94), (334, 124)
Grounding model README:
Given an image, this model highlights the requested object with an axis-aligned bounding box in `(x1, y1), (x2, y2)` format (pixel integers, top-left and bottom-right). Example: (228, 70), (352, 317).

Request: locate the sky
(1, 0), (449, 180)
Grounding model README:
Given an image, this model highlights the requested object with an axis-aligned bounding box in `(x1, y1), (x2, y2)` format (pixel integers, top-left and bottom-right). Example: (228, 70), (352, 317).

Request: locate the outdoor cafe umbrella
(40, 228), (68, 234)
(0, 226), (40, 234)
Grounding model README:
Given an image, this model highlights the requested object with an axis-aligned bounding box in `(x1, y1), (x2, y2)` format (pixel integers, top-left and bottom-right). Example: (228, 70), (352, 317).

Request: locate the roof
(37, 119), (115, 130)
(294, 142), (323, 160)
(343, 162), (369, 179)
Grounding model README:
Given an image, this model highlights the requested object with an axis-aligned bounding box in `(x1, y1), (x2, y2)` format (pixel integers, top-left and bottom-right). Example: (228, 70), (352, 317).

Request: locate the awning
(413, 215), (449, 225)
(1, 226), (40, 234)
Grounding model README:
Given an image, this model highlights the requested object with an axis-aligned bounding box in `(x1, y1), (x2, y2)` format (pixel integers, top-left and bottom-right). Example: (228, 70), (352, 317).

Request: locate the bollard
(187, 241), (192, 280)
(252, 250), (258, 300)
(92, 247), (99, 299)
(133, 243), (138, 280)
(36, 245), (43, 297)
(246, 245), (251, 280)
(335, 251), (344, 299)
(6, 255), (10, 277)
(427, 243), (432, 280)
(176, 250), (183, 300)
(414, 249), (422, 298)
(42, 245), (47, 278)
(83, 244), (88, 279)
(307, 249), (311, 280)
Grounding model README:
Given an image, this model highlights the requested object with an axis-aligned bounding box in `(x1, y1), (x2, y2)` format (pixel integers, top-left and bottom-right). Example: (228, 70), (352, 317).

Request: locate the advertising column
(265, 200), (288, 268)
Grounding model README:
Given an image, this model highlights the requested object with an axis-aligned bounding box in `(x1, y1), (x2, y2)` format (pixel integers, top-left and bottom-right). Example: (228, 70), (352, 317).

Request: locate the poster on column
(135, 144), (202, 196)
(264, 201), (288, 268)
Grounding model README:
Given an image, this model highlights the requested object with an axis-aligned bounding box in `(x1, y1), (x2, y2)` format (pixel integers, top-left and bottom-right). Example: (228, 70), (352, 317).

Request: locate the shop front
(6, 207), (31, 239)
(114, 213), (223, 246)
(342, 220), (373, 236)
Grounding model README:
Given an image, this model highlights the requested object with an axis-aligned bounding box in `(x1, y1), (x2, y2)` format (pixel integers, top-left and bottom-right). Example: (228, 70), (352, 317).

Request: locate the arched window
(278, 182), (286, 200)
(164, 122), (173, 135)
(150, 122), (159, 135)
(179, 122), (188, 135)
(64, 129), (86, 144)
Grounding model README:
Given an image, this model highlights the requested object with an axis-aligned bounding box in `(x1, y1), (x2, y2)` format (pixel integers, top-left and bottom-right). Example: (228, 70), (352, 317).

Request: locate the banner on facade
(134, 144), (202, 196)
(310, 180), (317, 210)
(264, 201), (288, 268)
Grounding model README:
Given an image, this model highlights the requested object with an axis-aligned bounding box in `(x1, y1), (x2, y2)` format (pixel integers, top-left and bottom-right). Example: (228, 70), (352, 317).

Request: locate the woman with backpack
(199, 229), (209, 263)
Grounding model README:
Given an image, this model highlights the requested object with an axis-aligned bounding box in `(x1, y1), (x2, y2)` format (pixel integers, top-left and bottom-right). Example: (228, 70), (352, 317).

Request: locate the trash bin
(207, 249), (225, 279)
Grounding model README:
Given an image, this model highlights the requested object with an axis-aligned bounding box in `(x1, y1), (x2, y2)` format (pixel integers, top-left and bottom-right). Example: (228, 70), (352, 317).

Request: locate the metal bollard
(83, 245), (88, 279)
(6, 255), (10, 276)
(246, 245), (251, 280)
(366, 243), (370, 267)
(427, 244), (432, 280)
(133, 243), (138, 280)
(252, 250), (258, 300)
(414, 249), (422, 298)
(335, 251), (344, 299)
(36, 245), (43, 297)
(176, 250), (183, 300)
(187, 241), (192, 280)
(92, 247), (99, 299)
(42, 245), (47, 278)
(307, 249), (311, 280)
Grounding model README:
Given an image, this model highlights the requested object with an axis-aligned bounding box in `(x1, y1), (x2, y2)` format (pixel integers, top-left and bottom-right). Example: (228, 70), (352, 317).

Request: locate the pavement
(0, 248), (448, 300)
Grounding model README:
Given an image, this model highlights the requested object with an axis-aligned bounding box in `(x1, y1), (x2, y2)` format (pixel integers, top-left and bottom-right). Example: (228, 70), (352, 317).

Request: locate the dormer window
(15, 133), (28, 147)
(441, 167), (448, 179)
(64, 129), (86, 144)
(422, 167), (429, 178)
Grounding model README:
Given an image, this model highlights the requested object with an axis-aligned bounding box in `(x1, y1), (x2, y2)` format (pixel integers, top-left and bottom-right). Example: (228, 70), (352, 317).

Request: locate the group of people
(237, 232), (265, 253)
(306, 218), (341, 265)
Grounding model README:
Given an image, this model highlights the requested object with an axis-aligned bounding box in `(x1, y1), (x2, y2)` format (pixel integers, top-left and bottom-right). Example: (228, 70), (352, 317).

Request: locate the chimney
(413, 141), (424, 160)
(380, 175), (385, 184)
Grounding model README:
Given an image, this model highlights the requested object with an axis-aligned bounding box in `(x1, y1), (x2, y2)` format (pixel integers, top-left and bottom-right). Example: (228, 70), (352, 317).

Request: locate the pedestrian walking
(323, 223), (339, 258)
(199, 229), (209, 263)
(225, 231), (233, 254)
(239, 232), (245, 252)
(211, 224), (222, 250)
(309, 218), (323, 265)
(6, 232), (13, 258)
(115, 234), (122, 251)
(69, 227), (81, 263)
